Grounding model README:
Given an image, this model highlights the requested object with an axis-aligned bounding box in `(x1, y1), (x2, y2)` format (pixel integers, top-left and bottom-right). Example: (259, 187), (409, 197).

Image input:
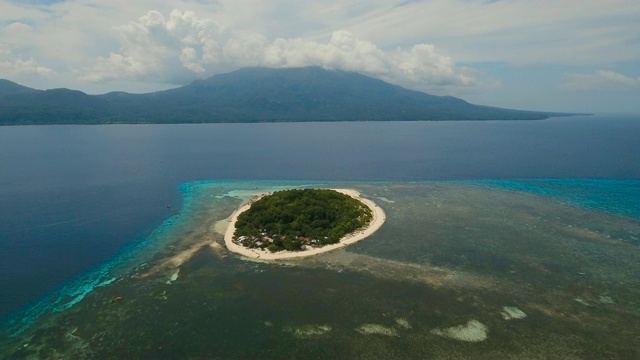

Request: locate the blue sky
(1, 0), (639, 113)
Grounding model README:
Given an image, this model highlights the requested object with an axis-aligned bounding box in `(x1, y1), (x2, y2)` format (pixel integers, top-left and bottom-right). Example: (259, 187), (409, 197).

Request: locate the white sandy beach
(223, 188), (386, 260)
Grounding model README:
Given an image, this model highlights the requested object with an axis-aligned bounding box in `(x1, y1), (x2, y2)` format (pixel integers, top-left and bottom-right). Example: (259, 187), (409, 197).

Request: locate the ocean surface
(1, 114), (640, 358)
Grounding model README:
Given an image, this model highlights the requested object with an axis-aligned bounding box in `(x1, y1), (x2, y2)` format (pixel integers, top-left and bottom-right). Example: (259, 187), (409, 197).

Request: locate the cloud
(0, 43), (56, 78)
(340, 0), (640, 66)
(3, 0), (637, 111)
(5, 22), (33, 33)
(82, 9), (483, 94)
(81, 9), (224, 83)
(564, 70), (640, 91)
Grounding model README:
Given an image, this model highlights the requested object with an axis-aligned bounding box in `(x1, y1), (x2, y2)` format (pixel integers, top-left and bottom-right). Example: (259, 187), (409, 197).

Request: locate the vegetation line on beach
(223, 188), (386, 260)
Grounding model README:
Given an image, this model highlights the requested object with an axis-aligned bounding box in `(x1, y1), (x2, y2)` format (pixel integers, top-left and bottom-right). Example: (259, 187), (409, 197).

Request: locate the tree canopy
(233, 189), (372, 252)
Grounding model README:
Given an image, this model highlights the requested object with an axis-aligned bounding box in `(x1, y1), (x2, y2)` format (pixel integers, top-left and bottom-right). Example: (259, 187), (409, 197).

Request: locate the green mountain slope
(0, 79), (39, 97)
(0, 67), (578, 125)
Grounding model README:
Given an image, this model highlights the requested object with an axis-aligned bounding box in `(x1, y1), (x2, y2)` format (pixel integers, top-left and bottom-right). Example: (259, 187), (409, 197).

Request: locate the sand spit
(307, 251), (499, 291)
(431, 320), (488, 342)
(166, 269), (180, 284)
(284, 324), (332, 338)
(598, 295), (615, 304)
(223, 189), (386, 260)
(214, 216), (232, 236)
(501, 306), (527, 320)
(356, 324), (399, 337)
(395, 318), (412, 329)
(138, 241), (210, 278)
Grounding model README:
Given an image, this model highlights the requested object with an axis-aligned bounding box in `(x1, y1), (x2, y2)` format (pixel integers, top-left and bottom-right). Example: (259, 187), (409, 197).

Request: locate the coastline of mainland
(223, 189), (386, 260)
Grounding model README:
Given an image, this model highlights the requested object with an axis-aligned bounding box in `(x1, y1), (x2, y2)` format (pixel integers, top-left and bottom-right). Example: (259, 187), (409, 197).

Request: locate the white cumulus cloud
(82, 9), (224, 83)
(82, 9), (483, 95)
(0, 44), (56, 79)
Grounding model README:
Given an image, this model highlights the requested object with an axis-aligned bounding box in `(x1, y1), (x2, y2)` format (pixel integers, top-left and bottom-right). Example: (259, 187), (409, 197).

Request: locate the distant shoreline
(223, 188), (386, 260)
(1, 67), (585, 126)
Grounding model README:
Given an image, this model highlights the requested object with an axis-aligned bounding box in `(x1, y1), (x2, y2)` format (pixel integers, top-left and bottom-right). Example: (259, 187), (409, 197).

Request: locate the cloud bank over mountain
(1, 0), (639, 112)
(80, 10), (481, 95)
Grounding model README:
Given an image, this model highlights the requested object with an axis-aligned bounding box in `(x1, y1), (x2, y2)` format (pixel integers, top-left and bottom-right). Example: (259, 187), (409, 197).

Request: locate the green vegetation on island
(233, 189), (373, 252)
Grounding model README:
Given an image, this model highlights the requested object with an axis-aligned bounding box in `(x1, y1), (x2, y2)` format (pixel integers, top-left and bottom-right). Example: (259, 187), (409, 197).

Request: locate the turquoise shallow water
(3, 179), (640, 359)
(4, 178), (639, 339)
(472, 179), (640, 219)
(2, 116), (639, 323)
(2, 180), (322, 336)
(1, 117), (639, 357)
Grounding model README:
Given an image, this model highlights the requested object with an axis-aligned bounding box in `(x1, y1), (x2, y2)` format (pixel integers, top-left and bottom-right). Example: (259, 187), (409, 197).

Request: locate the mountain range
(0, 67), (577, 125)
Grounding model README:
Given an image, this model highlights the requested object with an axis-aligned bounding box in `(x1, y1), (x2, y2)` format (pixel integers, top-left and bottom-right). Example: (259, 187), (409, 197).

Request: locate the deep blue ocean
(1, 115), (639, 329)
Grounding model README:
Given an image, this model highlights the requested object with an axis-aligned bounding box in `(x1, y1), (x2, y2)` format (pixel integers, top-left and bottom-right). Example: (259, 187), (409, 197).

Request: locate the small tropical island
(223, 188), (386, 260)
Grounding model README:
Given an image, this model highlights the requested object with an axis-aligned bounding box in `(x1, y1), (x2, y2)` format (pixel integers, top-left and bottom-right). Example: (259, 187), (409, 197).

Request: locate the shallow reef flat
(2, 182), (639, 359)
